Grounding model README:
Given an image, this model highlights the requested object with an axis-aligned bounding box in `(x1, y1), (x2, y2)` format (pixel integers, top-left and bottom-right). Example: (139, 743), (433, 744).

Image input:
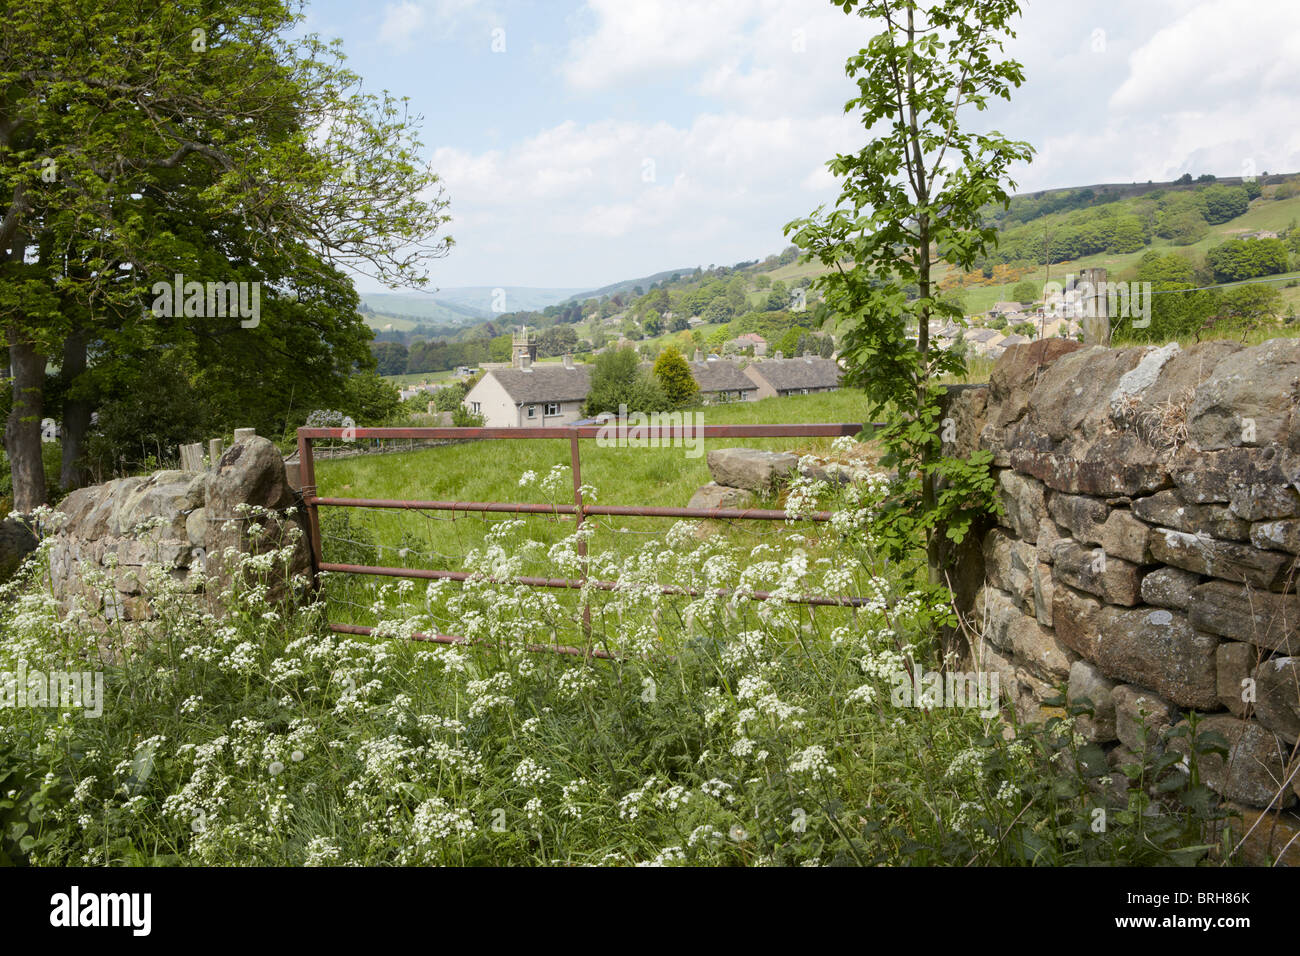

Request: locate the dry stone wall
(950, 338), (1300, 814)
(46, 435), (311, 623)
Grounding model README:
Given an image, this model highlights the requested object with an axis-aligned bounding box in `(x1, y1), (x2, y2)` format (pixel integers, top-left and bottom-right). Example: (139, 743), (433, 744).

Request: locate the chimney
(774, 350), (783, 360)
(563, 352), (574, 369)
(521, 353), (532, 371)
(802, 351), (812, 363)
(693, 349), (704, 362)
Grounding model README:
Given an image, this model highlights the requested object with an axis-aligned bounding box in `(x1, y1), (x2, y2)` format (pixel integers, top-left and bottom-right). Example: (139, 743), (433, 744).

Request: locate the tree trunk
(5, 340), (48, 513)
(60, 329), (92, 491)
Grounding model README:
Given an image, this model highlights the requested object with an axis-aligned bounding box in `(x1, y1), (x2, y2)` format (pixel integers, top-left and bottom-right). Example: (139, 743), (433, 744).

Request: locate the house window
(470, 401), (481, 413)
(527, 404), (536, 418)
(544, 402), (560, 416)
(718, 391), (729, 403)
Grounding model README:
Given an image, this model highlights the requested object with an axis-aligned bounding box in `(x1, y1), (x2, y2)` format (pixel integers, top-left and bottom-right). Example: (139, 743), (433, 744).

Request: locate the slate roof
(488, 364), (592, 404)
(689, 360), (757, 394)
(747, 356), (842, 392)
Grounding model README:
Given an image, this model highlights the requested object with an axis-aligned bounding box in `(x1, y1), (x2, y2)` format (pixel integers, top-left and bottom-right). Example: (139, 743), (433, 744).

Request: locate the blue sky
(301, 0), (1300, 294)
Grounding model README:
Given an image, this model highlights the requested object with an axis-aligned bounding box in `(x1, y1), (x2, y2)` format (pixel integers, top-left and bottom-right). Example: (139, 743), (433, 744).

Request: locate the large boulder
(705, 448), (798, 493)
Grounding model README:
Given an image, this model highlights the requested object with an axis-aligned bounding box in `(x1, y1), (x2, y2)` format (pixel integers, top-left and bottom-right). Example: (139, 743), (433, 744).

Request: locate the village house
(687, 353), (758, 404)
(462, 352), (591, 427)
(726, 332), (768, 356)
(742, 353), (841, 399)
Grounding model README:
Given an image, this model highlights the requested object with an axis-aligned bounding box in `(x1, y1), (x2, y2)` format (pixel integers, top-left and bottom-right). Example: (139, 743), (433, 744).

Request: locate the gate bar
(308, 497), (837, 522)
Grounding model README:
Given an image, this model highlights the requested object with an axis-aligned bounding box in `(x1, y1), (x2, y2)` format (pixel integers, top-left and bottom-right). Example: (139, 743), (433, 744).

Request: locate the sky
(301, 0), (1300, 294)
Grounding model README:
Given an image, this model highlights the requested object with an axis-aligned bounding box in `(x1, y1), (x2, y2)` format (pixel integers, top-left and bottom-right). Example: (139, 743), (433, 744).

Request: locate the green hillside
(365, 172), (1300, 379)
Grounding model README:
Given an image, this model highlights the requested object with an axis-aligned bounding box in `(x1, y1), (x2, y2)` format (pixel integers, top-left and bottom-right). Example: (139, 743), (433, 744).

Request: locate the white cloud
(405, 0), (1300, 287)
(378, 2), (426, 50)
(378, 0), (487, 51)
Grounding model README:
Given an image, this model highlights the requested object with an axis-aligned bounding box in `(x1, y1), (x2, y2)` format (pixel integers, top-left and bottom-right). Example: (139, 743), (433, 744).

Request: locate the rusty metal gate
(296, 423), (869, 657)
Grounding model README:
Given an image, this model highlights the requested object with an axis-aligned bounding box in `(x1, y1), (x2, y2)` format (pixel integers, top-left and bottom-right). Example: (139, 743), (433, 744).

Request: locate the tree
(1011, 280), (1038, 304)
(1200, 185), (1249, 224)
(537, 324), (578, 357)
(1215, 284), (1283, 333)
(584, 347), (669, 416)
(1157, 210), (1209, 246)
(451, 404), (486, 427)
(1205, 238), (1290, 282)
(489, 334), (513, 363)
(787, 0), (1032, 577)
(371, 342), (409, 376)
(652, 347), (699, 407)
(1120, 251), (1219, 343)
(1, 0), (450, 510)
(776, 327), (803, 356)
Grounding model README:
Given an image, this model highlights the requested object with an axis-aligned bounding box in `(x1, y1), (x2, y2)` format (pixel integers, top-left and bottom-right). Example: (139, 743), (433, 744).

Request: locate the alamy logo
(50, 886), (151, 936)
(1043, 278), (1153, 328)
(890, 668), (1000, 718)
(1, 662), (103, 718)
(595, 404), (705, 458)
(151, 273), (260, 328)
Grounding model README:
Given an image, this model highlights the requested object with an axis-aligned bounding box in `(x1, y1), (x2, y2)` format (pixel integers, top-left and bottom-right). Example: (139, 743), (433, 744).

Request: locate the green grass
(382, 369), (461, 386)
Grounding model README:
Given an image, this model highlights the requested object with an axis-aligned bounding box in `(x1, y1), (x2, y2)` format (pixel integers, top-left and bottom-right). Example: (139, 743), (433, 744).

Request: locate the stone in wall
(1188, 580), (1299, 655)
(1093, 606), (1220, 710)
(1068, 660), (1117, 742)
(982, 529), (1036, 615)
(1216, 643), (1258, 718)
(1150, 527), (1293, 591)
(1052, 584), (1103, 660)
(1185, 338), (1300, 451)
(1112, 684), (1178, 755)
(1132, 489), (1251, 541)
(1252, 519), (1300, 555)
(1140, 566), (1203, 611)
(1050, 539), (1143, 606)
(995, 470), (1047, 543)
(1223, 806), (1300, 866)
(205, 437), (312, 613)
(1049, 494), (1152, 564)
(1170, 715), (1297, 809)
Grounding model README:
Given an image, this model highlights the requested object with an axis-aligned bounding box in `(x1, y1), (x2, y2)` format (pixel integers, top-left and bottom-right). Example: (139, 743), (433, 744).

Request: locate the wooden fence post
(179, 443), (204, 471)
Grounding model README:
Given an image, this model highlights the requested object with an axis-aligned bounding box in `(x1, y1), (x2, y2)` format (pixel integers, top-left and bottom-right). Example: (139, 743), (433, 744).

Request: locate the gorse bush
(0, 446), (1239, 865)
